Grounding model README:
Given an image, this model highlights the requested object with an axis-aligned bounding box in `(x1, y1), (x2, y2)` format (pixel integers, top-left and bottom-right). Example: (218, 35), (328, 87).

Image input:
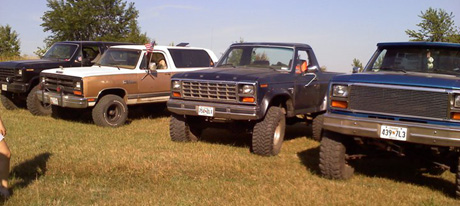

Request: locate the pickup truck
(37, 44), (217, 127)
(318, 42), (460, 197)
(0, 41), (133, 115)
(167, 42), (341, 156)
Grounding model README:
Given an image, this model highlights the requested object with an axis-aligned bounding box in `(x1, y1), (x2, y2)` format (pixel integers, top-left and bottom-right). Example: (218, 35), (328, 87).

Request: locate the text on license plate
(380, 125), (407, 141)
(197, 106), (214, 117)
(50, 97), (59, 105)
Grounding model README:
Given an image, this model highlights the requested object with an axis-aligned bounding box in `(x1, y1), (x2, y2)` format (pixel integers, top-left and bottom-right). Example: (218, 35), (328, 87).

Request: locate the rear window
(168, 49), (213, 68)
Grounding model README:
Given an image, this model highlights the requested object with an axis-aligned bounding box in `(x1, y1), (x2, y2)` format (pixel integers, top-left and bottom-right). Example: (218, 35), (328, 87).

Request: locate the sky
(1, 0), (460, 73)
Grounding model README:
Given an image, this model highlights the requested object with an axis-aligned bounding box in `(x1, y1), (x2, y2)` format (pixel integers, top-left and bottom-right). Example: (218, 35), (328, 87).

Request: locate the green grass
(1, 106), (458, 205)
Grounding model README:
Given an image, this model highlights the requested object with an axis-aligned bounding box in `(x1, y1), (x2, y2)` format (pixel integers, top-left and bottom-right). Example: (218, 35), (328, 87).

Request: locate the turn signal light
(73, 90), (82, 96)
(172, 92), (181, 97)
(331, 100), (348, 109)
(241, 97), (255, 103)
(452, 112), (460, 120)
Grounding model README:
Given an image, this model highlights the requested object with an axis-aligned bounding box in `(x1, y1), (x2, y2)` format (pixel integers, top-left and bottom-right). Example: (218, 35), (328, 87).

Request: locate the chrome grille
(0, 68), (15, 81)
(349, 85), (448, 119)
(43, 75), (76, 94)
(182, 80), (237, 102)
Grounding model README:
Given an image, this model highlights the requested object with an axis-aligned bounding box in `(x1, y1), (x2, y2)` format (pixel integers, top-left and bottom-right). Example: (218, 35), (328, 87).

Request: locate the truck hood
(42, 66), (135, 78)
(333, 72), (460, 89)
(0, 59), (68, 69)
(172, 67), (286, 82)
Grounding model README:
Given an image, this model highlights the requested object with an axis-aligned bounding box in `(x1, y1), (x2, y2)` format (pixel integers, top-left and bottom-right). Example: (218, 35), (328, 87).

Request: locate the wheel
(312, 114), (324, 141)
(27, 85), (52, 116)
(319, 130), (354, 179)
(169, 114), (200, 142)
(0, 91), (20, 110)
(252, 106), (286, 156)
(92, 95), (128, 127)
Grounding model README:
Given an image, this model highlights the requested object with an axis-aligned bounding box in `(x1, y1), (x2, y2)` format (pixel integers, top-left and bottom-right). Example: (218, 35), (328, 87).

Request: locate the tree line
(1, 3), (459, 63)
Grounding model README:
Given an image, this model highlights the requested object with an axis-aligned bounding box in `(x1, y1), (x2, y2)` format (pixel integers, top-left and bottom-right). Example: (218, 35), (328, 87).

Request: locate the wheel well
(269, 95), (293, 116)
(28, 78), (40, 92)
(98, 89), (126, 101)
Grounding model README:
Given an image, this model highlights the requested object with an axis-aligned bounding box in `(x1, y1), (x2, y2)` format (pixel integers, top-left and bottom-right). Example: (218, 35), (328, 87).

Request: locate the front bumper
(1, 81), (29, 93)
(167, 98), (261, 120)
(37, 90), (91, 109)
(323, 112), (460, 147)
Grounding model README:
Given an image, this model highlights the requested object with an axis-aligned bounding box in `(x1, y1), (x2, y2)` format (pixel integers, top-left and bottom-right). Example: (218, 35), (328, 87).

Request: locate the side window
(81, 46), (100, 64)
(152, 53), (168, 70)
(295, 50), (310, 74)
(139, 52), (168, 70)
(168, 49), (213, 68)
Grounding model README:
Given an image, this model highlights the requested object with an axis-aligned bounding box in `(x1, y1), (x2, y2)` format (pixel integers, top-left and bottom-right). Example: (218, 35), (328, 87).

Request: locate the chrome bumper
(167, 98), (261, 120)
(323, 112), (460, 147)
(36, 90), (90, 109)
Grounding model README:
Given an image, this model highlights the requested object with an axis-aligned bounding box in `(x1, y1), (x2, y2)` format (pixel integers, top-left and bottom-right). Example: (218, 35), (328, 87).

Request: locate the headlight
(240, 85), (254, 95)
(332, 85), (349, 97)
(41, 77), (46, 83)
(455, 94), (460, 108)
(74, 81), (81, 90)
(172, 80), (181, 90)
(16, 69), (22, 76)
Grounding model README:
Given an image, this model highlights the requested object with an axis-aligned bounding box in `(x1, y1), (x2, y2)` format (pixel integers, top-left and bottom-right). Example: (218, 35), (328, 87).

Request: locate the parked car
(0, 41), (133, 115)
(167, 42), (341, 156)
(37, 44), (217, 127)
(319, 42), (460, 197)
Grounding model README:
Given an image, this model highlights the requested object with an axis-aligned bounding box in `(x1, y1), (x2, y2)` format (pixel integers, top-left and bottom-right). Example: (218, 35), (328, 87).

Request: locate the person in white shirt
(0, 116), (11, 198)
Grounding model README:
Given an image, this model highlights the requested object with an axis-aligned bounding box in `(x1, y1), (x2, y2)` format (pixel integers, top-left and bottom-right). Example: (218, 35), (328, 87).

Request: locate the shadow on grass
(10, 152), (52, 190)
(199, 122), (311, 149)
(297, 146), (456, 198)
(50, 103), (170, 125)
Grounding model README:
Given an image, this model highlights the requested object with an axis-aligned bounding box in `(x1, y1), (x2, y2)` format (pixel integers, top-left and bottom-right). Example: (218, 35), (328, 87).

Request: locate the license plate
(50, 97), (59, 105)
(197, 106), (214, 117)
(380, 125), (407, 141)
(1, 84), (6, 91)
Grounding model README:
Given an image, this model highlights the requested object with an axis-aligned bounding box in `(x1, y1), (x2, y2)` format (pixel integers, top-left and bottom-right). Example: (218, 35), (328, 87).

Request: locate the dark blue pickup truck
(168, 42), (341, 156)
(319, 42), (460, 197)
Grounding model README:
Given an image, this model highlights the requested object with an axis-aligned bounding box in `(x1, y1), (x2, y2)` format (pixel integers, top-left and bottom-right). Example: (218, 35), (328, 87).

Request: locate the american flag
(145, 41), (155, 53)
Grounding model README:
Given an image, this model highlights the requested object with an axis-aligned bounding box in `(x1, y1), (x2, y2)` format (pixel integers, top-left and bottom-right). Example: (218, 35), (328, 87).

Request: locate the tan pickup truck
(37, 44), (217, 127)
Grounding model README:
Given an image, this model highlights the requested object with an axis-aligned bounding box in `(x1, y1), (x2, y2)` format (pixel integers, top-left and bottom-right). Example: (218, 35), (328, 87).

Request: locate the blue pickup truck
(319, 42), (460, 197)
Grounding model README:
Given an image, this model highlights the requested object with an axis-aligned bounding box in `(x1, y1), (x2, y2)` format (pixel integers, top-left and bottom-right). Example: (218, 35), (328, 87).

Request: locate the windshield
(217, 46), (294, 71)
(366, 46), (460, 75)
(98, 49), (141, 69)
(43, 43), (78, 61)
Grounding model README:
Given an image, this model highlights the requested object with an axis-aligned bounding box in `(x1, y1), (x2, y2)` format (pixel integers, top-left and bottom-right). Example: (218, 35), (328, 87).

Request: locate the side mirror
(149, 62), (157, 71)
(352, 67), (360, 73)
(307, 65), (318, 73)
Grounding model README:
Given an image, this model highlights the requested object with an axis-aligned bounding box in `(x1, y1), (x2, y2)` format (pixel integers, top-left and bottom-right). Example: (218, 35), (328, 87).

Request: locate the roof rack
(176, 42), (189, 47)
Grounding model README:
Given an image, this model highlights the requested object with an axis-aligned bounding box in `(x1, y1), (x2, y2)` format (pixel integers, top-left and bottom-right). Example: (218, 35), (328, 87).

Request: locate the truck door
(293, 49), (321, 113)
(137, 51), (172, 97)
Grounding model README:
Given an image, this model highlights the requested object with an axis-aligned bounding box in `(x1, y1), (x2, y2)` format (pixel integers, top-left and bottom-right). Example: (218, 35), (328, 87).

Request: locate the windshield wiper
(217, 64), (236, 68)
(379, 67), (407, 73)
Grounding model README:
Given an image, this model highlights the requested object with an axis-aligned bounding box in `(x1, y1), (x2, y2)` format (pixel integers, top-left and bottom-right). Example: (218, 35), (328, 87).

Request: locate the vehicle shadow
(297, 146), (456, 198)
(10, 152), (52, 193)
(50, 103), (170, 125)
(199, 122), (311, 148)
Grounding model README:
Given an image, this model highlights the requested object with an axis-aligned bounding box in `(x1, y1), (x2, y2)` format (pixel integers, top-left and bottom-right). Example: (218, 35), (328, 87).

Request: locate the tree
(405, 7), (460, 43)
(0, 25), (20, 57)
(351, 58), (363, 72)
(40, 0), (149, 52)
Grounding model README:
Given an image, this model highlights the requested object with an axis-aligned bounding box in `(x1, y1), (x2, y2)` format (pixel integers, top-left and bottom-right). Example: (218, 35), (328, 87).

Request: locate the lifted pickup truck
(319, 42), (460, 197)
(0, 41), (132, 115)
(168, 42), (340, 156)
(38, 44), (217, 127)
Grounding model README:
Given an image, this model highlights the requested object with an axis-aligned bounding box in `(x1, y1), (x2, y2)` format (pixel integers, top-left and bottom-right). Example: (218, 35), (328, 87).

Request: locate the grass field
(0, 104), (458, 205)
